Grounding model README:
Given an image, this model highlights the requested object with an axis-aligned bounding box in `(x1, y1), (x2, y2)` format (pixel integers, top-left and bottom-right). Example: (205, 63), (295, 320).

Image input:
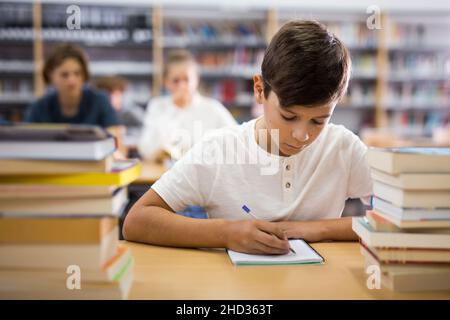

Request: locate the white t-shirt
(152, 118), (373, 221)
(138, 93), (237, 160)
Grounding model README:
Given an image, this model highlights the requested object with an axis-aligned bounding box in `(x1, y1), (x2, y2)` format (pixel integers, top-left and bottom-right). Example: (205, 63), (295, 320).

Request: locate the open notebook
(227, 239), (324, 266)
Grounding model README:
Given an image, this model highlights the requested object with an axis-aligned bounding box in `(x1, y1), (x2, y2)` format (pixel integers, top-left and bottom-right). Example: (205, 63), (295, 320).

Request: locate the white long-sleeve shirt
(138, 93), (237, 161)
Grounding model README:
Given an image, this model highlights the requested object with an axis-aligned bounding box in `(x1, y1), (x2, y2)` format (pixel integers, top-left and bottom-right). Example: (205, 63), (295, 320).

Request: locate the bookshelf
(159, 6), (269, 122)
(0, 1), (155, 122)
(0, 1), (448, 137)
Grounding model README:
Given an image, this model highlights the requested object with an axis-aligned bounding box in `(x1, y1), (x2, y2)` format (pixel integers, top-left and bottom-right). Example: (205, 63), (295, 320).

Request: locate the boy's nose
(292, 126), (309, 142)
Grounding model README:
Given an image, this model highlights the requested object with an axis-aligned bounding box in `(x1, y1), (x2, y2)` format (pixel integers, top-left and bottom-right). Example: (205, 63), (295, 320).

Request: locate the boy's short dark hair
(43, 43), (90, 84)
(164, 49), (197, 78)
(94, 76), (128, 93)
(261, 20), (351, 107)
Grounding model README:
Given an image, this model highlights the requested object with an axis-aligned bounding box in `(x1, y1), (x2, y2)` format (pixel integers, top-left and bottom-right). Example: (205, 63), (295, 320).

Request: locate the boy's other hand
(224, 220), (290, 255)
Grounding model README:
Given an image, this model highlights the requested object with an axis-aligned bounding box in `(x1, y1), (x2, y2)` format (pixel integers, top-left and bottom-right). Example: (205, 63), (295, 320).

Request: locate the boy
(94, 75), (145, 129)
(124, 21), (373, 254)
(138, 49), (237, 161)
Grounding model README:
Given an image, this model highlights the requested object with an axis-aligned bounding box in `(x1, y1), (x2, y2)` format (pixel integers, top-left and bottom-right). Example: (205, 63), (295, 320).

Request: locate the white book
(0, 139), (115, 161)
(0, 124), (116, 161)
(371, 209), (450, 229)
(372, 197), (450, 221)
(371, 168), (450, 190)
(373, 181), (450, 208)
(352, 217), (450, 249)
(227, 239), (324, 266)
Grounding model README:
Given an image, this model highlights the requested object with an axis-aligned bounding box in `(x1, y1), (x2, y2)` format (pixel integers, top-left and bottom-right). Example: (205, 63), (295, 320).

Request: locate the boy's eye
(312, 119), (325, 125)
(281, 114), (296, 121)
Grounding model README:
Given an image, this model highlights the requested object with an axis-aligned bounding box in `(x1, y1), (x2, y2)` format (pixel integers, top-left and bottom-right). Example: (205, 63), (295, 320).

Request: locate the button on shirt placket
(282, 158), (295, 202)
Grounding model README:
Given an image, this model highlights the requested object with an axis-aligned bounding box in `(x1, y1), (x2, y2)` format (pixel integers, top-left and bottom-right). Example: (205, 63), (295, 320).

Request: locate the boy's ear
(253, 74), (265, 104)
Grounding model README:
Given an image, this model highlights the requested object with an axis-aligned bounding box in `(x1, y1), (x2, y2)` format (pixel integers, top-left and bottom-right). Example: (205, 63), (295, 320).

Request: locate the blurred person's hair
(94, 76), (128, 93)
(163, 49), (197, 78)
(43, 43), (90, 84)
(261, 20), (351, 107)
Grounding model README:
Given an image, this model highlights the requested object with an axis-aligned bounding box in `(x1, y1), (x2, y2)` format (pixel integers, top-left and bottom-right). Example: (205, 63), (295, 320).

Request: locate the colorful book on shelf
(366, 147), (450, 174)
(0, 156), (113, 175)
(370, 168), (450, 190)
(0, 124), (116, 161)
(373, 181), (450, 208)
(0, 187), (127, 215)
(0, 159), (141, 187)
(352, 217), (450, 249)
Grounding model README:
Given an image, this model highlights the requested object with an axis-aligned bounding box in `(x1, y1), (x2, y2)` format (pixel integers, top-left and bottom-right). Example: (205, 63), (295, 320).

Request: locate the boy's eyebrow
(314, 114), (332, 119)
(278, 105), (331, 119)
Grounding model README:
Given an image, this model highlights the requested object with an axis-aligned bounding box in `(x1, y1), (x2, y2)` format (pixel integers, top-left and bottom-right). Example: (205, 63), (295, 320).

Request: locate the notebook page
(227, 239), (323, 265)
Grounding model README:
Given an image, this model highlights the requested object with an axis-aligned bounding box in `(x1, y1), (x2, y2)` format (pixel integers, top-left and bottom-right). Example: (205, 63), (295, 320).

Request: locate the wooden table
(133, 162), (167, 185)
(124, 241), (450, 300)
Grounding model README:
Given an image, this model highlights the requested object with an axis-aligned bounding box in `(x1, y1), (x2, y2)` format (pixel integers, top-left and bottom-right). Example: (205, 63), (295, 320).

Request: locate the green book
(227, 239), (324, 266)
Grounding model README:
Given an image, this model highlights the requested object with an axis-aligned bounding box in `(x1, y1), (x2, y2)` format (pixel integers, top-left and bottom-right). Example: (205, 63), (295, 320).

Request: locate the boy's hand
(224, 220), (290, 255)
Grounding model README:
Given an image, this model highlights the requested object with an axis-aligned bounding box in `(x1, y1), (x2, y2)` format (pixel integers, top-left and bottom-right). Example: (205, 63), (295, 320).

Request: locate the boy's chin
(279, 143), (307, 156)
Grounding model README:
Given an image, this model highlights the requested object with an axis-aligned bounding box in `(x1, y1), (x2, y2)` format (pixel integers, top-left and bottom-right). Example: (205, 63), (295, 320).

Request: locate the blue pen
(242, 205), (296, 254)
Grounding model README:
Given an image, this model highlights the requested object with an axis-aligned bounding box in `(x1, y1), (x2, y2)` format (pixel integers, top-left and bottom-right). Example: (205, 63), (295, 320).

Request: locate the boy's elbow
(122, 207), (140, 242)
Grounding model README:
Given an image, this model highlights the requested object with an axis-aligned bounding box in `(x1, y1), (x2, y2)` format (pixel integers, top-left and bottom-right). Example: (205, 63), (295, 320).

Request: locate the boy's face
(50, 58), (85, 98)
(253, 75), (335, 157)
(165, 61), (199, 107)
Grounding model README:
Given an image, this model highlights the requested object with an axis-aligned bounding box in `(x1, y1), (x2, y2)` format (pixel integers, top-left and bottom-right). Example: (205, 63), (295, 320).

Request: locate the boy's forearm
(123, 205), (230, 248)
(276, 217), (358, 242)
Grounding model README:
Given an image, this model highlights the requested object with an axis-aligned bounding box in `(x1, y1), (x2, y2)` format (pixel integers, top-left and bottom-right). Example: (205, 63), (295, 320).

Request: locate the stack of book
(353, 147), (450, 292)
(0, 124), (141, 299)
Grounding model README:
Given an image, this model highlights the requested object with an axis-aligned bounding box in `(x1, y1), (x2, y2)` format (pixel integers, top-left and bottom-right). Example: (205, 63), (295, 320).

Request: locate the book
(0, 159), (141, 187)
(0, 184), (118, 199)
(0, 216), (118, 244)
(0, 226), (118, 269)
(373, 181), (450, 208)
(0, 187), (127, 215)
(0, 124), (116, 161)
(0, 124), (110, 141)
(352, 217), (450, 249)
(381, 271), (450, 292)
(361, 240), (450, 264)
(368, 209), (450, 230)
(366, 147), (450, 174)
(372, 197), (450, 221)
(0, 245), (133, 283)
(0, 156), (113, 175)
(0, 254), (133, 299)
(227, 239), (324, 266)
(361, 244), (450, 271)
(360, 245), (450, 292)
(371, 168), (450, 190)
